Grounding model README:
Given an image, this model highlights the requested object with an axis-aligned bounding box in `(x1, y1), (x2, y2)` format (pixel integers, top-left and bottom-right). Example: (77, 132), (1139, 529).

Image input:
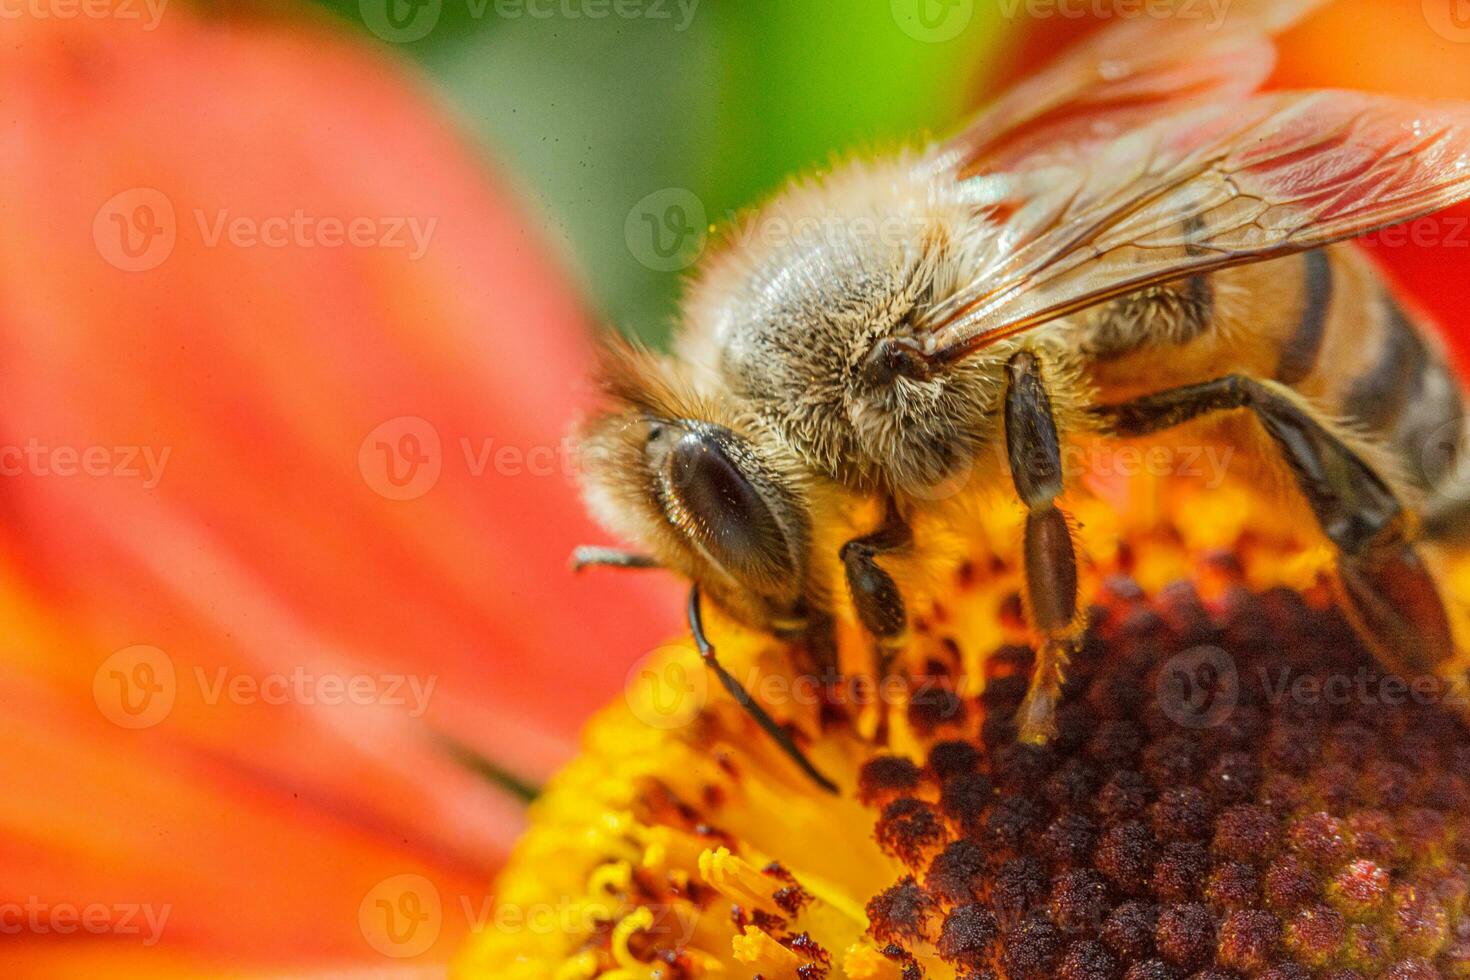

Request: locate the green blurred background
(304, 0), (1010, 345)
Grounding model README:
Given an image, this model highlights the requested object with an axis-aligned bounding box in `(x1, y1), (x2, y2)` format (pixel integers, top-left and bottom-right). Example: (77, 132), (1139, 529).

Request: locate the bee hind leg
(1095, 374), (1454, 680)
(1005, 351), (1083, 745)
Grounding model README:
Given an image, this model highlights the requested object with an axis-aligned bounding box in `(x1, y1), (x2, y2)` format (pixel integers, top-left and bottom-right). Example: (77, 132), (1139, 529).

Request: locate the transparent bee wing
(943, 0), (1330, 176)
(920, 91), (1470, 364)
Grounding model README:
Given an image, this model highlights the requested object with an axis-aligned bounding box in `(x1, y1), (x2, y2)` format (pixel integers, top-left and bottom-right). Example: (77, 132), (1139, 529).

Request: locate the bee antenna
(687, 586), (839, 795)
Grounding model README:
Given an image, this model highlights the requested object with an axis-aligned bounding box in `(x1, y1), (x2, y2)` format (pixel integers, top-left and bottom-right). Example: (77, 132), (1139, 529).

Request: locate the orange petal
(1, 1), (679, 969)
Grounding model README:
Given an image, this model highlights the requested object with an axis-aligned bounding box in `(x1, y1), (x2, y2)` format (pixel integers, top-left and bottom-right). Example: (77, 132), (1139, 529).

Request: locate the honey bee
(575, 0), (1470, 791)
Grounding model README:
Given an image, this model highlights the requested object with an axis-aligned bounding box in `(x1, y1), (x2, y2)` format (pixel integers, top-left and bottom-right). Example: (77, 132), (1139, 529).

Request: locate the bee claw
(1016, 689), (1059, 746)
(1016, 636), (1071, 745)
(1336, 544), (1454, 680)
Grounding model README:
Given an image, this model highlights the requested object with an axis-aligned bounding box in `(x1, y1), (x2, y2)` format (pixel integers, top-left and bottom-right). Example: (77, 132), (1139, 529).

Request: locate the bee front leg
(570, 546), (660, 572)
(840, 500), (912, 646)
(840, 501), (915, 703)
(1005, 351), (1082, 745)
(1095, 374), (1455, 680)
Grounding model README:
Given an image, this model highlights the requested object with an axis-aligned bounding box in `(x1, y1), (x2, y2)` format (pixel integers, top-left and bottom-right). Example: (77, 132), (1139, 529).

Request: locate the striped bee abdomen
(1286, 246), (1470, 538)
(1273, 250), (1334, 387)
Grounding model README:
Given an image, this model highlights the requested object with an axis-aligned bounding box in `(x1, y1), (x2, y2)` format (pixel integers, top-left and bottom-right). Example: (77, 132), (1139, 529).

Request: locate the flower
(2, 1), (679, 972)
(8, 0), (1470, 976)
(467, 485), (1470, 977)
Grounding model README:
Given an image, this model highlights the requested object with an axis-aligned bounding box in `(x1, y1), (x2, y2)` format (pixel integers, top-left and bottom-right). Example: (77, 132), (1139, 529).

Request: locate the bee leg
(841, 502), (914, 721)
(1096, 375), (1455, 678)
(570, 546), (660, 572)
(1005, 351), (1082, 745)
(687, 585), (839, 794)
(785, 609), (841, 687)
(840, 500), (912, 651)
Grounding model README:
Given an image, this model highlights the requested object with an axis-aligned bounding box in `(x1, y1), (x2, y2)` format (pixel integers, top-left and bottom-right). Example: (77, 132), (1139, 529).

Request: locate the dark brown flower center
(860, 576), (1470, 979)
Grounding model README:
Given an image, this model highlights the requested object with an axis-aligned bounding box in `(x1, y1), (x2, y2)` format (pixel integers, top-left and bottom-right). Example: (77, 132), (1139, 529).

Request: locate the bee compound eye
(660, 428), (797, 586)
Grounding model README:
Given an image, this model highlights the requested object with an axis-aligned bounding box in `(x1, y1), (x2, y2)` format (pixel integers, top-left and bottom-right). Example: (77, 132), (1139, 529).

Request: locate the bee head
(578, 339), (813, 632)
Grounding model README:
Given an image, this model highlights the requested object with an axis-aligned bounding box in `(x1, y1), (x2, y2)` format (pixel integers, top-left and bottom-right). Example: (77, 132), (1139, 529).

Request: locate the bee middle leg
(1005, 351), (1082, 745)
(1095, 374), (1455, 678)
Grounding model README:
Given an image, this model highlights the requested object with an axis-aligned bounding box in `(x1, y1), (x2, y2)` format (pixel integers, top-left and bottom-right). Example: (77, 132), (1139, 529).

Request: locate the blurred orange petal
(0, 1), (678, 970)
